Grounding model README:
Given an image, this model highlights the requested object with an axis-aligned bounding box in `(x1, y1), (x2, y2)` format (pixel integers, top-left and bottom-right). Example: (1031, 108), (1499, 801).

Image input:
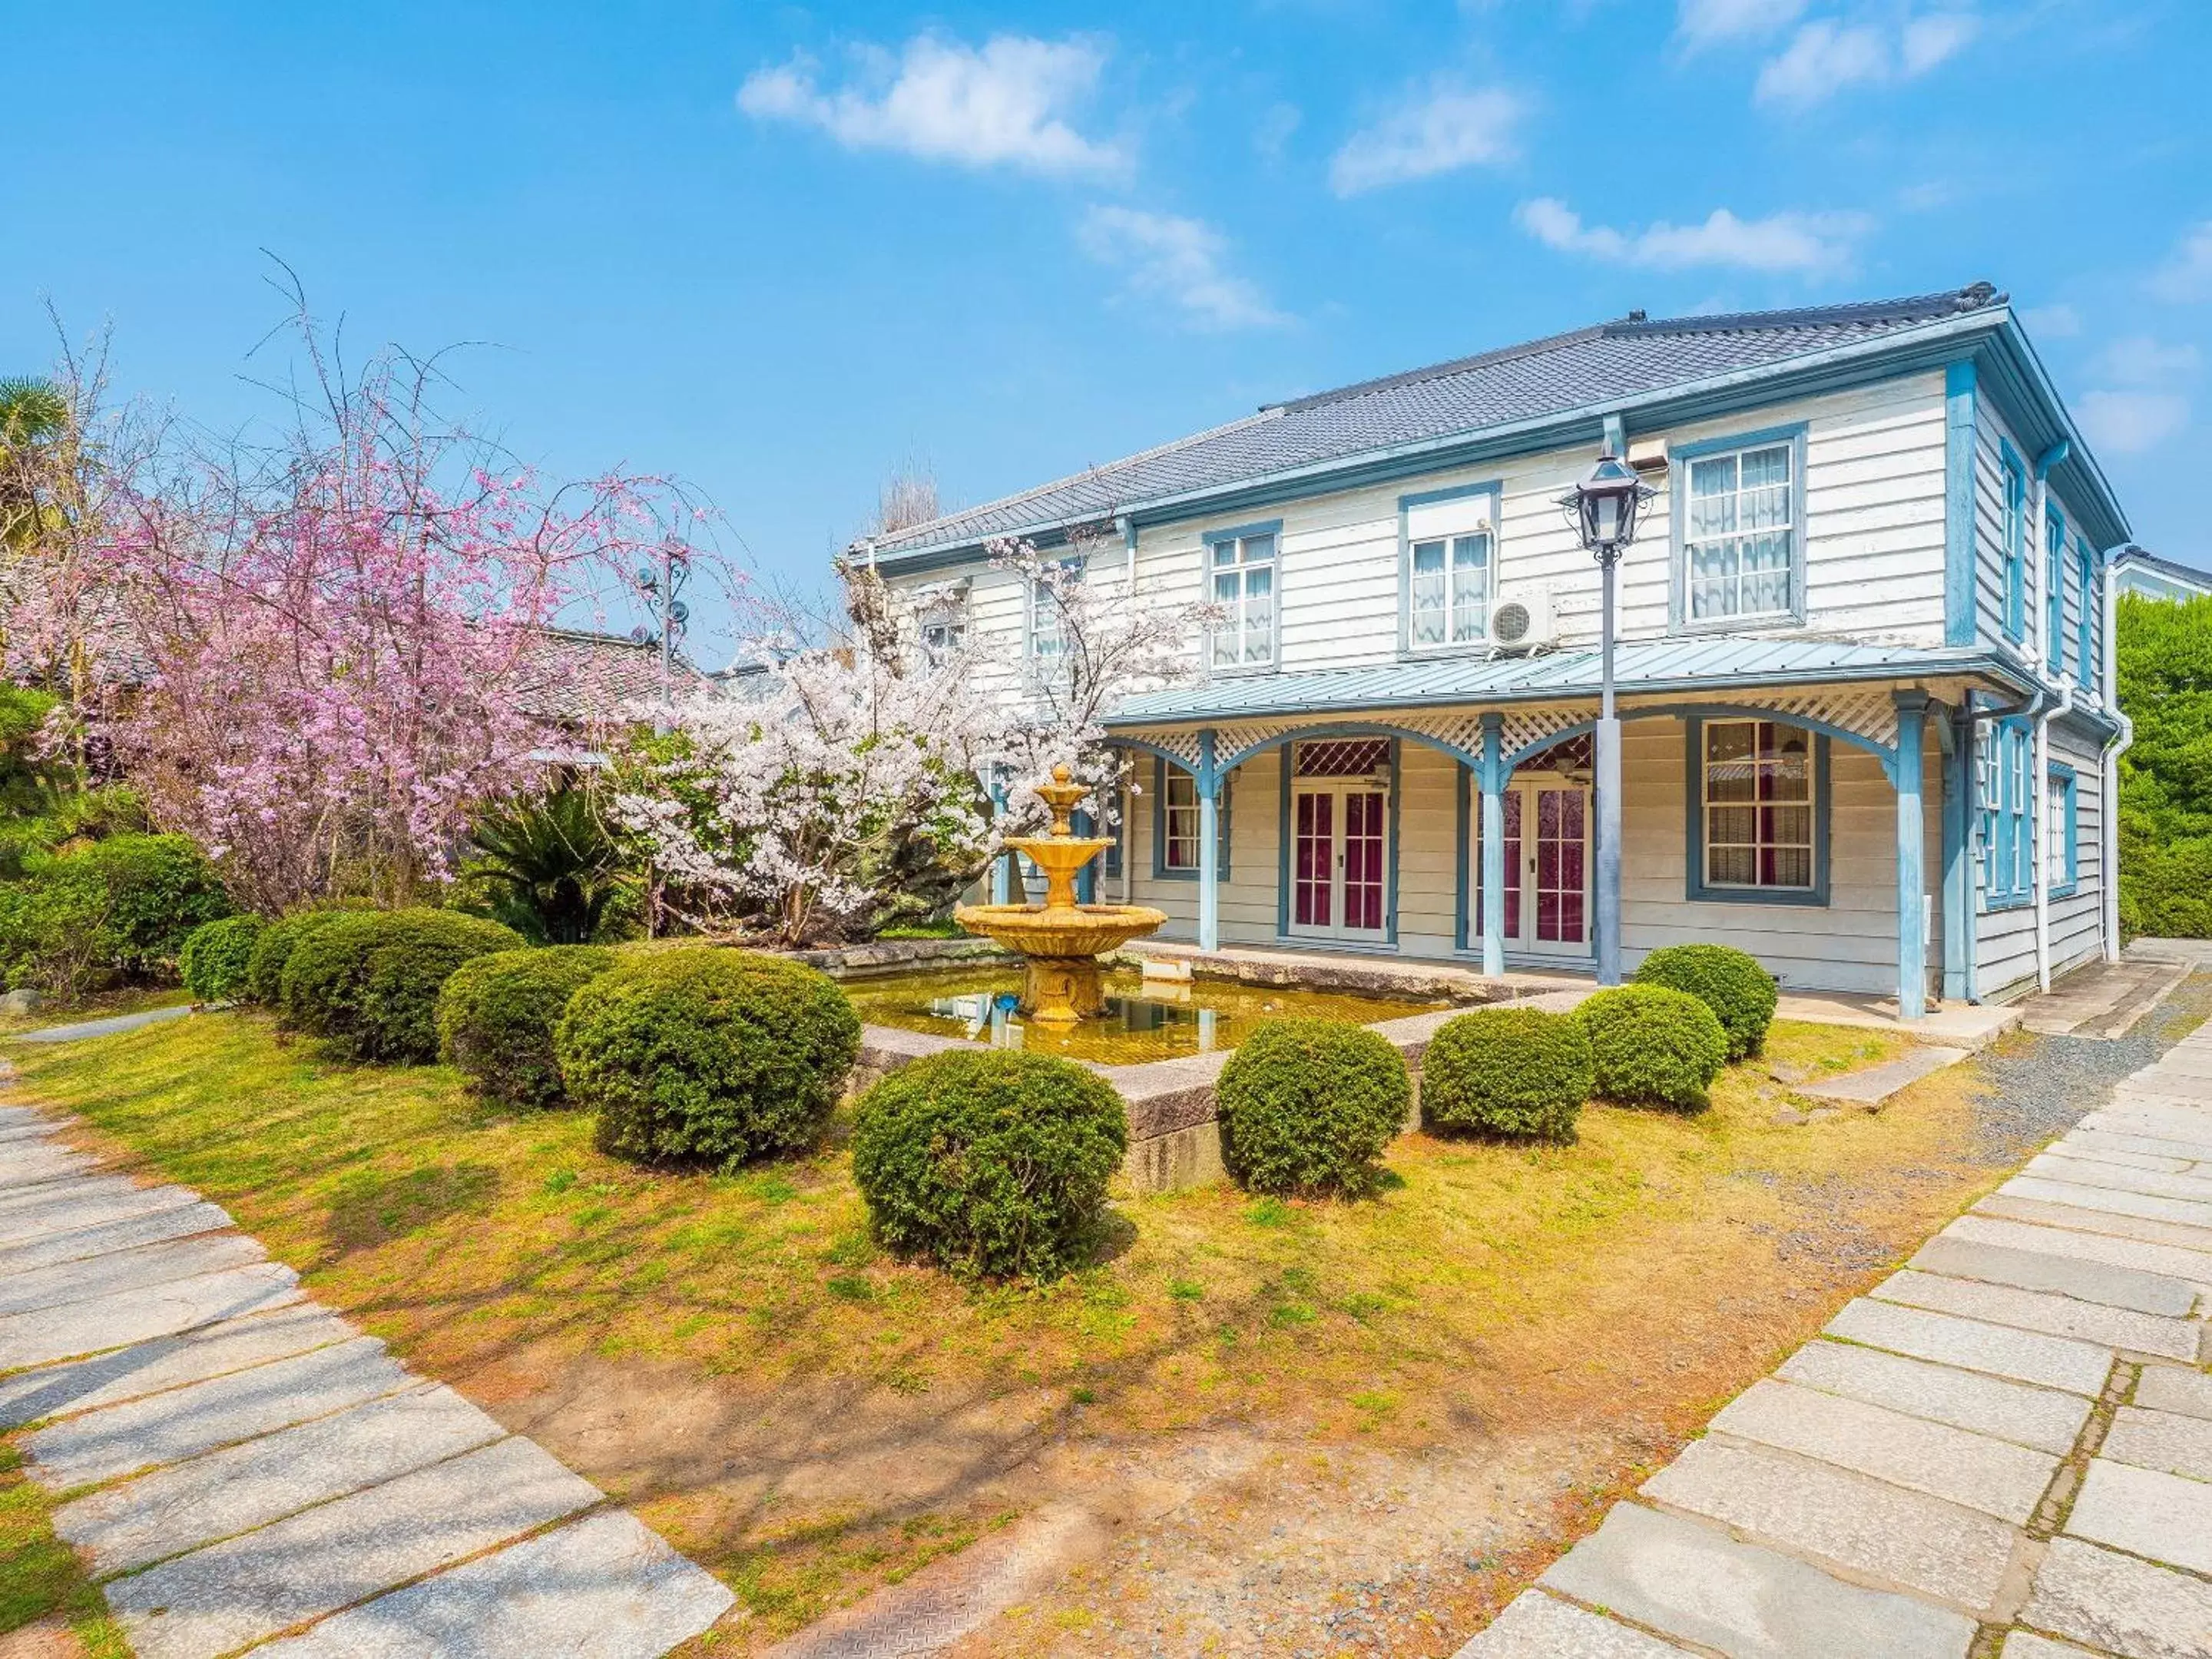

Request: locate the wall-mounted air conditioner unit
(1487, 584), (1558, 654)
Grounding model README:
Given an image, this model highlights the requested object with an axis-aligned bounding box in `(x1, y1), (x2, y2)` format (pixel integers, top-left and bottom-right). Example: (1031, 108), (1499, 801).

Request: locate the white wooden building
(859, 286), (2131, 1014)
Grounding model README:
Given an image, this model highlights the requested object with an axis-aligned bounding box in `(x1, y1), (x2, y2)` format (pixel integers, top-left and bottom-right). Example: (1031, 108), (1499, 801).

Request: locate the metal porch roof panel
(1103, 637), (2007, 727)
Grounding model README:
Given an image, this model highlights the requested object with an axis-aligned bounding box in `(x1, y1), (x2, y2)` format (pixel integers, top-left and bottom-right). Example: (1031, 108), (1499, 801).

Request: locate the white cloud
(737, 34), (1123, 178)
(2078, 389), (2189, 455)
(1675, 0), (1810, 51)
(1515, 197), (1872, 274)
(2150, 221), (2212, 303)
(1329, 83), (1526, 195)
(1756, 11), (1979, 108)
(1253, 101), (1302, 163)
(2097, 335), (2200, 383)
(1077, 207), (1286, 332)
(2022, 303), (2081, 339)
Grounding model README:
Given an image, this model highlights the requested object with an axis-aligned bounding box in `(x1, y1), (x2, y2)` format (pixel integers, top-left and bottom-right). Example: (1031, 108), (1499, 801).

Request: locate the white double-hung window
(1208, 524), (1277, 671)
(1402, 484), (1498, 653)
(1682, 434), (1798, 624)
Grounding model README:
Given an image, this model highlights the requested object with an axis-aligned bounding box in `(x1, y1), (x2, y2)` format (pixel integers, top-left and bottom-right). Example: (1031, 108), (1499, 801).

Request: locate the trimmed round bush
(1215, 1018), (1411, 1198)
(554, 948), (860, 1170)
(243, 903), (376, 1005)
(280, 909), (526, 1063)
(1580, 984), (1729, 1113)
(179, 916), (266, 1004)
(852, 1049), (1128, 1281)
(1634, 943), (1777, 1061)
(436, 945), (616, 1109)
(1419, 1006), (1592, 1142)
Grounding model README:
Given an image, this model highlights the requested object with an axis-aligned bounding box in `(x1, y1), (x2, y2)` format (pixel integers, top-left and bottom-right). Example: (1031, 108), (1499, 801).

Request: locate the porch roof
(1103, 637), (2025, 729)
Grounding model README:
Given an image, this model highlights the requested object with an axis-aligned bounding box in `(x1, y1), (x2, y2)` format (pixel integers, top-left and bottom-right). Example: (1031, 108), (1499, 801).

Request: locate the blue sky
(4, 1), (2207, 651)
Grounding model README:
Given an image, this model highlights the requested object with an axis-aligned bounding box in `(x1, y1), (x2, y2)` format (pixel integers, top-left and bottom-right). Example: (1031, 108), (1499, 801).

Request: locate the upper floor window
(2001, 448), (2027, 642)
(1410, 535), (1490, 648)
(1028, 560), (1078, 661)
(1699, 719), (1816, 892)
(1682, 437), (1796, 624)
(2075, 541), (2096, 687)
(1208, 525), (1277, 671)
(2045, 505), (2068, 664)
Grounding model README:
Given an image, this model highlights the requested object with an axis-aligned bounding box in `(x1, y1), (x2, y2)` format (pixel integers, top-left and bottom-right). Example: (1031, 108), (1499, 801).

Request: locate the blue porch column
(1196, 730), (1221, 952)
(1940, 705), (1969, 1003)
(988, 770), (1012, 905)
(1895, 692), (1928, 1020)
(1479, 714), (1506, 977)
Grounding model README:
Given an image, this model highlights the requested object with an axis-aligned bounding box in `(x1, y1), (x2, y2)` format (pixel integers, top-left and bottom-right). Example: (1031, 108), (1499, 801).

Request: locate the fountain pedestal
(954, 766), (1168, 1024)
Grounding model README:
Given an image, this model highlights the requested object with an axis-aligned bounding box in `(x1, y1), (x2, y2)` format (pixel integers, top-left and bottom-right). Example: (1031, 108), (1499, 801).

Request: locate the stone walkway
(1459, 1021), (2212, 1657)
(0, 1098), (734, 1657)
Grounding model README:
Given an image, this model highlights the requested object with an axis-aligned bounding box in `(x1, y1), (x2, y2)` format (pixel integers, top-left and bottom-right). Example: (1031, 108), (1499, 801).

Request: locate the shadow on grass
(325, 1161), (501, 1253)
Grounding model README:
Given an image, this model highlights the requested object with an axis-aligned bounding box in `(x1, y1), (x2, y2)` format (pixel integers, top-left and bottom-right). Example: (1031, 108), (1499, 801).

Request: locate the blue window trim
(1396, 480), (1502, 660)
(1151, 756), (1230, 882)
(1999, 439), (2027, 643)
(1023, 554), (1084, 661)
(1982, 717), (2035, 912)
(1682, 715), (1832, 906)
(2045, 502), (2068, 665)
(1200, 517), (1283, 681)
(2075, 538), (2096, 688)
(1094, 793), (1123, 879)
(1667, 422), (1810, 634)
(2049, 762), (2079, 897)
(1273, 740), (1399, 945)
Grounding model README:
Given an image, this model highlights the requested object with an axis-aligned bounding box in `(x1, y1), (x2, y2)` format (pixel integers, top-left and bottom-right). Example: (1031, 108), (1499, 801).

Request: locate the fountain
(955, 765), (1168, 1023)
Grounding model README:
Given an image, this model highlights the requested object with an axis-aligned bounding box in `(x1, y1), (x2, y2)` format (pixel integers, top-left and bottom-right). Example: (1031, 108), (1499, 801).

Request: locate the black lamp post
(1558, 447), (1655, 987)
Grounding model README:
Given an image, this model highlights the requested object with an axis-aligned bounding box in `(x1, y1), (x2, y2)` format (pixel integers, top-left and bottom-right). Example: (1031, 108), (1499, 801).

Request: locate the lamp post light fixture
(1558, 446), (1656, 988)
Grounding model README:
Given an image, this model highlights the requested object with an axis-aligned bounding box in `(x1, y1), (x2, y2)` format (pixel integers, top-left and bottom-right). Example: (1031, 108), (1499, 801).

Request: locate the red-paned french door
(1286, 738), (1392, 942)
(1471, 779), (1590, 956)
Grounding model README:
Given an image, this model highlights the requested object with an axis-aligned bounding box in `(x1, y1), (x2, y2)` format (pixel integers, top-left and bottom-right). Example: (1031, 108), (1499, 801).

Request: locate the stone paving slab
(0, 1231), (264, 1318)
(1977, 1191), (2212, 1257)
(1908, 1234), (2203, 1316)
(1708, 1378), (2057, 1523)
(2028, 1152), (2212, 1205)
(11, 1004), (193, 1043)
(1945, 1212), (2212, 1296)
(2114, 1070), (2212, 1103)
(2022, 1536), (2212, 1659)
(2051, 1141), (2202, 1174)
(2101, 1403), (2212, 1483)
(1872, 1268), (2203, 1358)
(0, 1143), (98, 1183)
(2068, 1125), (2212, 1164)
(0, 1304), (354, 1429)
(28, 1334), (412, 1489)
(1535, 1502), (1977, 1659)
(2000, 1174), (2212, 1232)
(2137, 1364), (2212, 1422)
(0, 1199), (233, 1276)
(1775, 1337), (2093, 1454)
(1793, 1045), (1969, 1105)
(2064, 1457), (2212, 1576)
(252, 1508), (740, 1659)
(0, 1119), (62, 1145)
(1824, 1297), (2117, 1395)
(0, 1180), (200, 1243)
(1641, 1435), (2018, 1611)
(1452, 1589), (1690, 1656)
(106, 1435), (602, 1659)
(0, 1171), (138, 1217)
(55, 1383), (508, 1576)
(0, 1262), (301, 1371)
(2093, 1100), (2212, 1137)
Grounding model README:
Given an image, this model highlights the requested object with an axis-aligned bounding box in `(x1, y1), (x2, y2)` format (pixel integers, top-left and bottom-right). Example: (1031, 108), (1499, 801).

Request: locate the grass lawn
(2, 1007), (2008, 1652)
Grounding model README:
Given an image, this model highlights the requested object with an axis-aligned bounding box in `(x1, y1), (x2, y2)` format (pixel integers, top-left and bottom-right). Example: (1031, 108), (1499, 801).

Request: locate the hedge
(1419, 1006), (1591, 1142)
(1580, 984), (1730, 1112)
(243, 902), (377, 1005)
(1633, 944), (1777, 1061)
(436, 945), (616, 1109)
(180, 915), (266, 1005)
(0, 833), (231, 997)
(555, 948), (860, 1170)
(1215, 1018), (1410, 1198)
(280, 909), (526, 1063)
(852, 1049), (1128, 1280)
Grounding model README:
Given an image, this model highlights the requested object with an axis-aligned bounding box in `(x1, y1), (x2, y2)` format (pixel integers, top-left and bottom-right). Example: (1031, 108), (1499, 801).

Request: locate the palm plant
(0, 376), (71, 554)
(465, 785), (631, 944)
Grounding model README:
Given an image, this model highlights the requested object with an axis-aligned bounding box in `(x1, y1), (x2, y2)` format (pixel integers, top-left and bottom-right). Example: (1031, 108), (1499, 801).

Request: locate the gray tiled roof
(867, 286), (2003, 560)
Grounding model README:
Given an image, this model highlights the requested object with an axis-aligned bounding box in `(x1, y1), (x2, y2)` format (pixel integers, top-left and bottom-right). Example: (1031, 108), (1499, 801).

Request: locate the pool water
(844, 965), (1449, 1065)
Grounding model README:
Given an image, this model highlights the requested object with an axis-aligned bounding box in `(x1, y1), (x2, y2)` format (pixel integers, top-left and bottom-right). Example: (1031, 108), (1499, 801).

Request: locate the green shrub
(180, 916), (266, 1004)
(851, 1049), (1128, 1280)
(1214, 1018), (1410, 1198)
(243, 902), (377, 1005)
(280, 909), (526, 1063)
(1419, 1006), (1591, 1142)
(554, 948), (860, 1169)
(1580, 985), (1729, 1112)
(1633, 944), (1777, 1061)
(0, 832), (230, 997)
(436, 945), (616, 1108)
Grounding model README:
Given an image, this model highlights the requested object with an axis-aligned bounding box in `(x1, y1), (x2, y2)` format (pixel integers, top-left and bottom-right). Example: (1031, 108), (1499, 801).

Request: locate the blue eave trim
(1944, 360), (1978, 647)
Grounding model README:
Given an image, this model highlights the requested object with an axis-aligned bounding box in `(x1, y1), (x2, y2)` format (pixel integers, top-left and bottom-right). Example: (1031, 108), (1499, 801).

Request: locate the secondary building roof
(862, 282), (2129, 561)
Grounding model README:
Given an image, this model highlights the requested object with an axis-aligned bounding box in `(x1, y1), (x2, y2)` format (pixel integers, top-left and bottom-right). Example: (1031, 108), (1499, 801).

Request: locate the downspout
(2024, 442), (2068, 993)
(2100, 545), (2134, 962)
(2034, 683), (2072, 993)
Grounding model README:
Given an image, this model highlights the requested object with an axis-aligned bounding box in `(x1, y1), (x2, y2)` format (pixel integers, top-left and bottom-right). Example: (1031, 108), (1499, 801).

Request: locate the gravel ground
(1962, 969), (2212, 1163)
